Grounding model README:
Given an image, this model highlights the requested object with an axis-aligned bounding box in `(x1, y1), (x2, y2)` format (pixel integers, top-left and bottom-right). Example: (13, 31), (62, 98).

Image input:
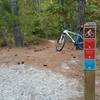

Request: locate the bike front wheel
(56, 33), (66, 51)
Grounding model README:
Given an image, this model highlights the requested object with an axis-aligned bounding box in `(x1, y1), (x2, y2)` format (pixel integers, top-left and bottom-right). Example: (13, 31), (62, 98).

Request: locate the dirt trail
(0, 41), (83, 77)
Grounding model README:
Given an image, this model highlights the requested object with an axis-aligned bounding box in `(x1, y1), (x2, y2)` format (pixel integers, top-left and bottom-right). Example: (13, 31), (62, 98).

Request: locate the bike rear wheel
(76, 42), (83, 50)
(75, 36), (83, 50)
(56, 33), (66, 51)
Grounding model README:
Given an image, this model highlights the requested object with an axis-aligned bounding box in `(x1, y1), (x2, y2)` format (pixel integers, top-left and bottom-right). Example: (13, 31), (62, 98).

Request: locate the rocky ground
(0, 40), (100, 100)
(0, 64), (83, 100)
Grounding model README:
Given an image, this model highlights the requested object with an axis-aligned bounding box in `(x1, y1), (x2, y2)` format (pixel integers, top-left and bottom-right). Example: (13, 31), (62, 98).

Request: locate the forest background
(0, 0), (100, 47)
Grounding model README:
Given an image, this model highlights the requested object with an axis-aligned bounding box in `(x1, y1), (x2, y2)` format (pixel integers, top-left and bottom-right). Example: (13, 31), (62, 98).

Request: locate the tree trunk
(78, 0), (85, 28)
(34, 0), (40, 14)
(50, 0), (53, 4)
(0, 31), (8, 47)
(12, 21), (23, 47)
(11, 0), (23, 47)
(58, 0), (64, 6)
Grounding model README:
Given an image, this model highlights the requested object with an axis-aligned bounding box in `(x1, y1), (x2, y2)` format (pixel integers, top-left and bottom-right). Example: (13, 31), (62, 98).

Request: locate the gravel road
(0, 64), (83, 100)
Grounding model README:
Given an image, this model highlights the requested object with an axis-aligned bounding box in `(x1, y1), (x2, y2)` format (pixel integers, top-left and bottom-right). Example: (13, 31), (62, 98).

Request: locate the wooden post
(84, 22), (96, 100)
(85, 71), (95, 100)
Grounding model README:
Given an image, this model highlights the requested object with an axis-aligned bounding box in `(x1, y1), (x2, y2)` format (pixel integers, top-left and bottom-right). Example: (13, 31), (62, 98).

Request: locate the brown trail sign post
(84, 22), (96, 100)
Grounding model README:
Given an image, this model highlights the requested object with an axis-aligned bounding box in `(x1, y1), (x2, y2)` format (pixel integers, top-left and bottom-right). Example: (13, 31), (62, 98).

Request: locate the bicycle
(56, 29), (83, 51)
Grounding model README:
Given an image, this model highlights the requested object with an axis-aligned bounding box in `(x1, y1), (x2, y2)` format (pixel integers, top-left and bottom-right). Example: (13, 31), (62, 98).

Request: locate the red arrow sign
(84, 50), (95, 59)
(84, 38), (95, 49)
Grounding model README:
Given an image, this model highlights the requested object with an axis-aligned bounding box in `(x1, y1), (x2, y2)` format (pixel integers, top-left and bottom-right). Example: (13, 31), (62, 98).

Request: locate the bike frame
(63, 29), (83, 43)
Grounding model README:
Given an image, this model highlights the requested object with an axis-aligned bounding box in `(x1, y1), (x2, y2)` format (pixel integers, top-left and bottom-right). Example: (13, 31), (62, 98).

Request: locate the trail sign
(84, 22), (96, 70)
(84, 22), (96, 100)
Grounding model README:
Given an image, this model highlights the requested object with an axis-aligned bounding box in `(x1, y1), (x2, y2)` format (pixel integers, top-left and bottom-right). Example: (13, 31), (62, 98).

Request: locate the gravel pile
(0, 64), (83, 100)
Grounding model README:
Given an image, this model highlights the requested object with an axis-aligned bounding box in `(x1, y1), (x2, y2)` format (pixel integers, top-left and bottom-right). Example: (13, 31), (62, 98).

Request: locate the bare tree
(58, 0), (64, 6)
(77, 0), (85, 28)
(34, 0), (41, 14)
(10, 0), (23, 47)
(0, 28), (8, 47)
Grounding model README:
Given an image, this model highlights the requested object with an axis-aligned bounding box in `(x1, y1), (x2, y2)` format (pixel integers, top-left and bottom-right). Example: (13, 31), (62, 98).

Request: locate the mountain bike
(56, 29), (83, 51)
